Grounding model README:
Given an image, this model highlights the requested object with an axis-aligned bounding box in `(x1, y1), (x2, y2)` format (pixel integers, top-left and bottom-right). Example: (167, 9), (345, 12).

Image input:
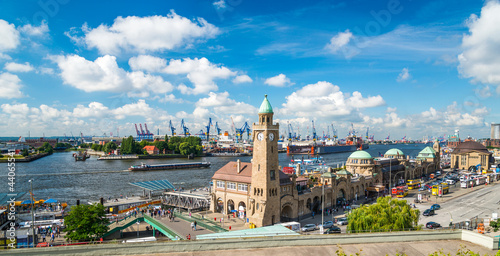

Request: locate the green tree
(21, 149), (29, 157)
(63, 203), (109, 241)
(179, 142), (191, 155)
(103, 141), (117, 153)
(346, 196), (420, 233)
(155, 140), (168, 154)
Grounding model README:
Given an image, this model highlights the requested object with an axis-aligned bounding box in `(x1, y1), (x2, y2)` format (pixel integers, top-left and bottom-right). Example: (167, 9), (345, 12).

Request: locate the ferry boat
(73, 151), (90, 161)
(129, 162), (211, 171)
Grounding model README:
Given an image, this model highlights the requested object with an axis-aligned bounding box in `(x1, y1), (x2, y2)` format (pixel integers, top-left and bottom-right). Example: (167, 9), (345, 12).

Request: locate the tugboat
(73, 151), (90, 161)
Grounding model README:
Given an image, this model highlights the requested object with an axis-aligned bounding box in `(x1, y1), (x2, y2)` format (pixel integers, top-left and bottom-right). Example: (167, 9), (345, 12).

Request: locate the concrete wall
(461, 230), (498, 250)
(10, 230), (469, 255)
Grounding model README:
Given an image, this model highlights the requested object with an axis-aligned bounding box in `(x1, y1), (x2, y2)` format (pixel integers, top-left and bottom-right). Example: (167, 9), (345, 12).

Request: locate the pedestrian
(312, 211), (315, 219)
(187, 234), (191, 240)
(42, 233), (46, 242)
(194, 221), (197, 231)
(191, 222), (195, 230)
(51, 233), (55, 242)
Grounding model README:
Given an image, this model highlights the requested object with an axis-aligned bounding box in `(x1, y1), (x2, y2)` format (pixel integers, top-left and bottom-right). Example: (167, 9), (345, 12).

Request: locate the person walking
(194, 221), (197, 231)
(191, 222), (195, 231)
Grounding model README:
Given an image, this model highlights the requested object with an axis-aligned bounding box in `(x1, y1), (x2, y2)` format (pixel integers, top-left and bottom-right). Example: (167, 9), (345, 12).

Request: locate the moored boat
(129, 162), (211, 171)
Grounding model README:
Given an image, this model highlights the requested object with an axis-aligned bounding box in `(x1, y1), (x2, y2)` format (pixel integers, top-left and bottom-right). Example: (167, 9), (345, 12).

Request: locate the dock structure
(163, 191), (210, 211)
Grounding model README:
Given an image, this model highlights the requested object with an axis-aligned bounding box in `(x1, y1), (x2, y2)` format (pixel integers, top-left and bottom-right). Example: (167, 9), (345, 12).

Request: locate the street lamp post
(389, 158), (392, 191)
(136, 221), (140, 237)
(320, 182), (325, 234)
(29, 180), (36, 248)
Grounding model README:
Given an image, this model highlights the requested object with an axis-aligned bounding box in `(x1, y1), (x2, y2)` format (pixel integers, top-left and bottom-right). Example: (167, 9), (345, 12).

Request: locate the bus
(431, 183), (449, 196)
(392, 186), (408, 198)
(406, 180), (421, 190)
(461, 179), (473, 188)
(474, 176), (487, 185)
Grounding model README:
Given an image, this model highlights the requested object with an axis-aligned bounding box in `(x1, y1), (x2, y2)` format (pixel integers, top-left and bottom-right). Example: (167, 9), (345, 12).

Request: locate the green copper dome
(385, 148), (404, 156)
(258, 95), (273, 114)
(348, 150), (372, 159)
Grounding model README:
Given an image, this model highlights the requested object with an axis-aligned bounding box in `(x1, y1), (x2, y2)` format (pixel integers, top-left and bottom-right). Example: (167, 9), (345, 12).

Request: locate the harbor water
(1, 143), (430, 205)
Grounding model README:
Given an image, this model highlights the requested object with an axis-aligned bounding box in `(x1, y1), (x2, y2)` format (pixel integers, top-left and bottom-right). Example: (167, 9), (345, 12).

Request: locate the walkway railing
(174, 212), (227, 233)
(102, 215), (183, 240)
(143, 214), (183, 240)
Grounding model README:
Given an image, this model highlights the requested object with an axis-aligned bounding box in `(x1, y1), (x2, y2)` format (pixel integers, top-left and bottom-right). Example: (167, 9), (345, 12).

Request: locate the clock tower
(249, 95), (281, 227)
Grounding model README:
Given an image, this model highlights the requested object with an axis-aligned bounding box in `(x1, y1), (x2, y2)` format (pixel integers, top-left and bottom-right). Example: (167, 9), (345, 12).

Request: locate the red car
(424, 184), (432, 190)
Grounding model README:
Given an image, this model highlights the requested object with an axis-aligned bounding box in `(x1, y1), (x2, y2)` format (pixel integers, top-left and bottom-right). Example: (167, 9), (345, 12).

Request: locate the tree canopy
(347, 196), (420, 233)
(63, 203), (109, 241)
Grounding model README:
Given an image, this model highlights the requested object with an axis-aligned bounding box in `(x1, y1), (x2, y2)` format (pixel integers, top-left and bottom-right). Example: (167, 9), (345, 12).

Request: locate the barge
(129, 162), (211, 171)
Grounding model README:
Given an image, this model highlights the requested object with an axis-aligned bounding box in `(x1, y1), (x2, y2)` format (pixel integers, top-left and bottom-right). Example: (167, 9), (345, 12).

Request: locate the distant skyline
(0, 0), (499, 140)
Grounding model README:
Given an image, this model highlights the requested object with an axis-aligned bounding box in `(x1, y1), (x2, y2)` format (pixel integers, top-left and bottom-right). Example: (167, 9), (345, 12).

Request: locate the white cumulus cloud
(458, 1), (500, 93)
(19, 22), (49, 37)
(232, 75), (252, 84)
(4, 62), (34, 73)
(325, 29), (353, 53)
(164, 57), (236, 95)
(0, 72), (23, 99)
(281, 81), (385, 118)
(264, 73), (292, 87)
(51, 54), (173, 96)
(213, 0), (226, 9)
(0, 19), (20, 52)
(397, 67), (411, 82)
(78, 11), (219, 55)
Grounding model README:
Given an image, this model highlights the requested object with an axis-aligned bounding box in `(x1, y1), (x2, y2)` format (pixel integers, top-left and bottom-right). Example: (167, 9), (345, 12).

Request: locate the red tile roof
(212, 161), (292, 185)
(143, 145), (158, 151)
(212, 161), (252, 183)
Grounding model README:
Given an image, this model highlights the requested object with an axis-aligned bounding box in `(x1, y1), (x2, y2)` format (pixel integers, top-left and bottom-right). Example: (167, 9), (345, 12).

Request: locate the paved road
(417, 182), (500, 228)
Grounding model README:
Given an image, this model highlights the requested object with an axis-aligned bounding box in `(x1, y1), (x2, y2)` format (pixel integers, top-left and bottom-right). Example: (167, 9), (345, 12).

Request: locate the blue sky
(0, 0), (499, 140)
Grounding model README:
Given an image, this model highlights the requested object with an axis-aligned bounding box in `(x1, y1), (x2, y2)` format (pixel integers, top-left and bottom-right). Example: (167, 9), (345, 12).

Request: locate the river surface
(1, 143), (430, 205)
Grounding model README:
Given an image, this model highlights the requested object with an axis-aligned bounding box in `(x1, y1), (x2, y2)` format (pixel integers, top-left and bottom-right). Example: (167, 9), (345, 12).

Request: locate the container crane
(144, 123), (153, 139)
(180, 119), (190, 136)
(366, 127), (369, 140)
(169, 120), (176, 136)
(311, 120), (317, 141)
(134, 124), (141, 139)
(287, 122), (293, 141)
(205, 118), (212, 141)
(230, 117), (237, 140)
(215, 122), (222, 136)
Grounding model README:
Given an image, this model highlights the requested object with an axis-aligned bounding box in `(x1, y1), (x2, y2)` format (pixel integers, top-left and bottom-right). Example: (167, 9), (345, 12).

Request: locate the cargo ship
(129, 162), (211, 171)
(286, 136), (368, 155)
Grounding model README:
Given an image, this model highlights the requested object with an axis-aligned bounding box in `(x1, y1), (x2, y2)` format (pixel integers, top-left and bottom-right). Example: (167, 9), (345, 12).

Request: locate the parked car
(430, 204), (441, 210)
(324, 226), (341, 234)
(423, 209), (435, 216)
(337, 217), (348, 225)
(426, 222), (441, 229)
(301, 223), (317, 232)
(317, 221), (334, 229)
(446, 179), (456, 185)
(436, 171), (441, 176)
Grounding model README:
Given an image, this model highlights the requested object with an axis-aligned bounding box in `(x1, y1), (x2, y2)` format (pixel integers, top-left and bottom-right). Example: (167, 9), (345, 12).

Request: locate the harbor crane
(287, 122), (294, 141)
(169, 120), (176, 136)
(235, 122), (251, 142)
(311, 120), (317, 141)
(366, 127), (369, 140)
(215, 122), (222, 136)
(205, 118), (212, 141)
(135, 123), (154, 140)
(180, 119), (190, 136)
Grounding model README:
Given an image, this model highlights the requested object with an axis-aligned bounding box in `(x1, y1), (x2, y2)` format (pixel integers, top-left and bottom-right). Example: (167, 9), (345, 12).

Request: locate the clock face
(257, 133), (264, 141)
(269, 133), (274, 141)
